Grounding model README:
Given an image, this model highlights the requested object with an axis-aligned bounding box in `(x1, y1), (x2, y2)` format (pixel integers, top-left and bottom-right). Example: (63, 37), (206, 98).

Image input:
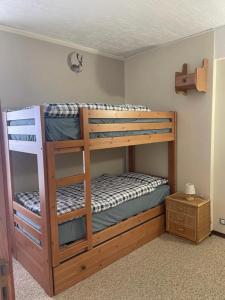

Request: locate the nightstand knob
(177, 215), (185, 222)
(81, 265), (86, 271)
(177, 226), (184, 232)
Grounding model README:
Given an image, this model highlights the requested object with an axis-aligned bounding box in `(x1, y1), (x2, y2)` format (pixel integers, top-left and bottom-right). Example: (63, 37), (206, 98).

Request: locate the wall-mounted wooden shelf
(175, 59), (208, 95)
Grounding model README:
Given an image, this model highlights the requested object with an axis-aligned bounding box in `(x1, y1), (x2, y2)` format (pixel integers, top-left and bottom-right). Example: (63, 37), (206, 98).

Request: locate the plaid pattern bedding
(16, 173), (167, 216)
(120, 172), (166, 185)
(43, 103), (151, 117)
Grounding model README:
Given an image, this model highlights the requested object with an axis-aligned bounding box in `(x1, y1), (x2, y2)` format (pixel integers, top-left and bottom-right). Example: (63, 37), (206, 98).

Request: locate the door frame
(0, 105), (15, 300)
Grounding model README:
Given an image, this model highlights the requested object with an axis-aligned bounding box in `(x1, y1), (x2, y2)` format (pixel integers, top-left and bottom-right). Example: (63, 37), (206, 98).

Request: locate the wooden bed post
(2, 112), (17, 259)
(0, 106), (15, 300)
(80, 108), (93, 250)
(35, 106), (54, 296)
(128, 146), (135, 172)
(168, 112), (177, 194)
(46, 142), (60, 269)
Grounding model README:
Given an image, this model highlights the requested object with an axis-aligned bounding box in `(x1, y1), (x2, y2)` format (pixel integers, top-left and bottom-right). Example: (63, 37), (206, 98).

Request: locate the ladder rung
(56, 174), (85, 188)
(47, 140), (84, 154)
(58, 239), (88, 261)
(54, 146), (83, 154)
(57, 207), (86, 224)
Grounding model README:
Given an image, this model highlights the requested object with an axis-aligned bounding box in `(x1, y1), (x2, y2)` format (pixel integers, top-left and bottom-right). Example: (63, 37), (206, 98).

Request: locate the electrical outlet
(220, 218), (225, 225)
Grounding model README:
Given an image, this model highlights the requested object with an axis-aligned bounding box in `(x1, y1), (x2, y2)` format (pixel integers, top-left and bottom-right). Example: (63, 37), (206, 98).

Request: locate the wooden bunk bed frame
(2, 106), (177, 296)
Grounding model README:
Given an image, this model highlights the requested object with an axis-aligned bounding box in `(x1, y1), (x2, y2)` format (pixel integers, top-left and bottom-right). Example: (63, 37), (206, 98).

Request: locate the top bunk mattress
(8, 102), (172, 141)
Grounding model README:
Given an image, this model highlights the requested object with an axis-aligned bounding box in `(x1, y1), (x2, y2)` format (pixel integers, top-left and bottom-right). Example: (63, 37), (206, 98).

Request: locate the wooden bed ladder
(46, 108), (93, 266)
(2, 106), (54, 295)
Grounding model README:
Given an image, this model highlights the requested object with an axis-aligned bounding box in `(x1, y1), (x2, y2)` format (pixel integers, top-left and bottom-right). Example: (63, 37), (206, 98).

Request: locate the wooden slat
(57, 240), (88, 263)
(90, 133), (175, 150)
(6, 108), (36, 121)
(53, 147), (83, 154)
(48, 140), (84, 152)
(57, 208), (86, 224)
(93, 204), (165, 246)
(89, 122), (172, 132)
(53, 215), (165, 294)
(7, 125), (36, 135)
(14, 215), (42, 241)
(8, 140), (38, 154)
(13, 201), (41, 226)
(88, 110), (174, 119)
(56, 174), (85, 188)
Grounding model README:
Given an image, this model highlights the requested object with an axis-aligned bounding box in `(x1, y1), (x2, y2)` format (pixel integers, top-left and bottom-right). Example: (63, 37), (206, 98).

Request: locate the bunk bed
(2, 103), (177, 296)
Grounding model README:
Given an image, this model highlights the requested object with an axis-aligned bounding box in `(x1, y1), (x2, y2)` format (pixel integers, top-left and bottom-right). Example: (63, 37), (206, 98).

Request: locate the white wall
(212, 59), (225, 233)
(0, 31), (125, 191)
(211, 26), (225, 233)
(125, 32), (214, 198)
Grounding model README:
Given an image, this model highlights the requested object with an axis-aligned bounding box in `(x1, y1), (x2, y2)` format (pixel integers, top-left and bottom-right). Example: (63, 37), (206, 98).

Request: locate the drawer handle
(177, 226), (184, 232)
(176, 216), (185, 222)
(178, 206), (184, 212)
(81, 265), (86, 271)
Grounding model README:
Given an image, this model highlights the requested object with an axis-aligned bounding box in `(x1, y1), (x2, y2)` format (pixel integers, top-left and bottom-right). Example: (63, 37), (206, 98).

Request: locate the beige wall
(0, 30), (217, 228)
(214, 26), (225, 60)
(212, 59), (225, 233)
(125, 32), (214, 198)
(0, 31), (125, 191)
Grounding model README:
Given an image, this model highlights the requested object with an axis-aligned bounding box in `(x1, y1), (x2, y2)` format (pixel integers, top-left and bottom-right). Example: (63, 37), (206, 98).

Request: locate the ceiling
(1, 0), (225, 59)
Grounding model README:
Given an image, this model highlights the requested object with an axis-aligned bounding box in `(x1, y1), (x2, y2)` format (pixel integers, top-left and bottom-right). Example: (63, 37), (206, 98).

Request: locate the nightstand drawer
(168, 211), (196, 228)
(168, 222), (196, 241)
(166, 201), (196, 216)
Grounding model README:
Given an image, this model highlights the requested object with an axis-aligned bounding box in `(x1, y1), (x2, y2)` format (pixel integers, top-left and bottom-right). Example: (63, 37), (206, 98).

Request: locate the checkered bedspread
(16, 173), (167, 216)
(43, 102), (151, 117)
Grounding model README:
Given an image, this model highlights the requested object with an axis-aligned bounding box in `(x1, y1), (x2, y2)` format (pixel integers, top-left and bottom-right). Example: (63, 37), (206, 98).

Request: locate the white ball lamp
(184, 183), (196, 201)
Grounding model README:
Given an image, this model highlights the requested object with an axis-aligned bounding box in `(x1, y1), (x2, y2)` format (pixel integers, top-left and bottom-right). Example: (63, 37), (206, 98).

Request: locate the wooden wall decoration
(175, 59), (208, 95)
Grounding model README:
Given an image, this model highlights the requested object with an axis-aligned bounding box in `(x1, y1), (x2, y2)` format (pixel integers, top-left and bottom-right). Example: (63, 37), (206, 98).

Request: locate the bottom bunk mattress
(57, 184), (169, 245)
(15, 173), (170, 245)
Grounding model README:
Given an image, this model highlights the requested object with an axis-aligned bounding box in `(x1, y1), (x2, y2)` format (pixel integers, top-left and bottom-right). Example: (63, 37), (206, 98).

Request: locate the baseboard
(211, 230), (225, 239)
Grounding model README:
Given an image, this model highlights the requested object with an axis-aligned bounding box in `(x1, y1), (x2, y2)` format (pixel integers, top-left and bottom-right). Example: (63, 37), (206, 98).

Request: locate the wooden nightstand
(166, 193), (210, 243)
